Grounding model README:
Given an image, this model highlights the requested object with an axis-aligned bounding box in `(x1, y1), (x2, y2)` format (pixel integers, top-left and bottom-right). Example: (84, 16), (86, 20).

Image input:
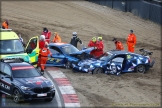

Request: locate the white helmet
(72, 32), (77, 36)
(40, 35), (45, 40)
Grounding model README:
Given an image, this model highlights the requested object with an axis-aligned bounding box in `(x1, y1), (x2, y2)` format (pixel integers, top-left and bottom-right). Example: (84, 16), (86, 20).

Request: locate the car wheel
(93, 67), (103, 74)
(12, 89), (22, 103)
(136, 65), (146, 73)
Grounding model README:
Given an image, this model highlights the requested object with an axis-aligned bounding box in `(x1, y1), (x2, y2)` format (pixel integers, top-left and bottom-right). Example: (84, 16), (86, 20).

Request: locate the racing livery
(45, 43), (94, 68)
(0, 58), (55, 103)
(72, 49), (155, 75)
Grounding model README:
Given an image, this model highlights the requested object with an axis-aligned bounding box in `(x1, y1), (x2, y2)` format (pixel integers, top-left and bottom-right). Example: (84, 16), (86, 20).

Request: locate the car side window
(4, 65), (11, 76)
(49, 46), (62, 54)
(26, 38), (37, 51)
(112, 57), (124, 63)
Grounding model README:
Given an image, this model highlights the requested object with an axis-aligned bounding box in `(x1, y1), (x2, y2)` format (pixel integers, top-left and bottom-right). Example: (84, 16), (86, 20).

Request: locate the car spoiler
(139, 48), (153, 56)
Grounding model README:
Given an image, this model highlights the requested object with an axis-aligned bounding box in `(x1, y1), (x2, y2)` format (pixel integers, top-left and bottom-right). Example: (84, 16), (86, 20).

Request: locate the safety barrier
(87, 0), (162, 25)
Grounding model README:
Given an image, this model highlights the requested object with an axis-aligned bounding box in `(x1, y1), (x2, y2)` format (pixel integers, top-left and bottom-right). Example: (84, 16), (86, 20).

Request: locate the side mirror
(5, 75), (13, 80)
(23, 43), (26, 47)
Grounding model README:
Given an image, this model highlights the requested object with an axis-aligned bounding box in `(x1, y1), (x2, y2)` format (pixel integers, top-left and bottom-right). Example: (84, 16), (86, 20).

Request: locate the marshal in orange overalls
(38, 46), (52, 72)
(126, 30), (137, 52)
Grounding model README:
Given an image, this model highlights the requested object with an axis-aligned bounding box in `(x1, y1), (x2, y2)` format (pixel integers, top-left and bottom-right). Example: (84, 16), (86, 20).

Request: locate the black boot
(40, 70), (44, 75)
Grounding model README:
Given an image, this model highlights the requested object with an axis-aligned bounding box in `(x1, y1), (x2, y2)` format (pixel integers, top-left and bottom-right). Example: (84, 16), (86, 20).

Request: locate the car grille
(33, 87), (50, 93)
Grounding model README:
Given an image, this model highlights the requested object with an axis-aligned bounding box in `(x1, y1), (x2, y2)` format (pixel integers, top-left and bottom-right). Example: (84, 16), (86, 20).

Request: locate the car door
(25, 36), (39, 65)
(124, 54), (136, 72)
(0, 63), (12, 94)
(46, 46), (66, 66)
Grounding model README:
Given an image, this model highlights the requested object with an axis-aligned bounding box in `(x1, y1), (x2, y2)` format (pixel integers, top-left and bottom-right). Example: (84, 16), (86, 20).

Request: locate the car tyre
(93, 67), (103, 74)
(136, 65), (146, 73)
(12, 89), (22, 103)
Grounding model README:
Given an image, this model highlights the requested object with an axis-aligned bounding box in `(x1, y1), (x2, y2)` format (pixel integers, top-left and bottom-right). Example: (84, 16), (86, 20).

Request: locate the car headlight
(21, 86), (31, 90)
(90, 65), (93, 68)
(50, 85), (54, 90)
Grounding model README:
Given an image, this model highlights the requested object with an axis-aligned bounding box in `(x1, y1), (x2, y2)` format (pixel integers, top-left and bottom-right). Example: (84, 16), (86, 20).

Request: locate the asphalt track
(0, 72), (63, 108)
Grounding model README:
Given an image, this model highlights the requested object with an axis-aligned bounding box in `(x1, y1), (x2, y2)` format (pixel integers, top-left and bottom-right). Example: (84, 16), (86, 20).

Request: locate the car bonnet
(14, 76), (52, 88)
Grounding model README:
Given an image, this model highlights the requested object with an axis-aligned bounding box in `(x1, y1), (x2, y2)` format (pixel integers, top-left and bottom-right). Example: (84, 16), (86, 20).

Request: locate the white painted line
(59, 86), (76, 94)
(65, 103), (80, 107)
(44, 72), (62, 107)
(48, 70), (66, 78)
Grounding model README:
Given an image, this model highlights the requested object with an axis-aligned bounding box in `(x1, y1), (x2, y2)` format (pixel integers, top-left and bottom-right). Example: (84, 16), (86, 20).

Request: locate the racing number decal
(48, 58), (61, 63)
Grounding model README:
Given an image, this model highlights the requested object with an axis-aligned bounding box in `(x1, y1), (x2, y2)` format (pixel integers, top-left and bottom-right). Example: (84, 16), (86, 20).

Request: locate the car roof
(49, 42), (71, 47)
(108, 50), (134, 55)
(0, 29), (19, 40)
(8, 62), (32, 67)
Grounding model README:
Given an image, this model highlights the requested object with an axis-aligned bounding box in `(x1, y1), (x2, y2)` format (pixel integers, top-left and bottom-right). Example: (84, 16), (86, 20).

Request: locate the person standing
(38, 44), (52, 75)
(39, 35), (48, 49)
(97, 36), (104, 56)
(37, 35), (48, 69)
(70, 32), (83, 48)
(126, 30), (137, 52)
(112, 38), (124, 50)
(88, 37), (100, 57)
(42, 27), (51, 43)
(2, 19), (9, 29)
(52, 32), (61, 43)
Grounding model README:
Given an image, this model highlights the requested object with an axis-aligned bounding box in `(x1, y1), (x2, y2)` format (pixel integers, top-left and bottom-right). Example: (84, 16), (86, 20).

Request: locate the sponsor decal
(36, 81), (43, 85)
(12, 66), (34, 70)
(0, 82), (10, 90)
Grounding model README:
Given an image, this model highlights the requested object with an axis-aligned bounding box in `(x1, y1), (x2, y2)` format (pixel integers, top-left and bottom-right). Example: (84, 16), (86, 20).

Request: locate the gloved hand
(94, 47), (97, 49)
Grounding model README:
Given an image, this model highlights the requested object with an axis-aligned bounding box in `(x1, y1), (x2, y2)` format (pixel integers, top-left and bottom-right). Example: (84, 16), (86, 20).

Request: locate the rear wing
(139, 48), (153, 56)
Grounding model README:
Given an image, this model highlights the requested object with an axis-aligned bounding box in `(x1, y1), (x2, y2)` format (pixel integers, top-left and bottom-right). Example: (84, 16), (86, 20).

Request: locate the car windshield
(99, 52), (113, 61)
(0, 39), (24, 54)
(61, 45), (79, 55)
(13, 68), (41, 78)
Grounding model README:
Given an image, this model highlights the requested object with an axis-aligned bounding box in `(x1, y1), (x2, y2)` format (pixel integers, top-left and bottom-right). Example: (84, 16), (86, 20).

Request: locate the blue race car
(72, 49), (155, 75)
(46, 43), (94, 68)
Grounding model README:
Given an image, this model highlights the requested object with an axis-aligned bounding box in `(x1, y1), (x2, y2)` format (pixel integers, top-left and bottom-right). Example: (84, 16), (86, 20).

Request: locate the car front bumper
(22, 90), (55, 101)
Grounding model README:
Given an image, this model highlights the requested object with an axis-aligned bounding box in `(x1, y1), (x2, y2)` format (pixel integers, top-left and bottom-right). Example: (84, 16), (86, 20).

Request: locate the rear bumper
(150, 60), (155, 68)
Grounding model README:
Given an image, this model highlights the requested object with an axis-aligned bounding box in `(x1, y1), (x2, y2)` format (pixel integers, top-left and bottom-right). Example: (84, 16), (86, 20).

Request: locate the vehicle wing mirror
(5, 75), (12, 80)
(23, 43), (26, 47)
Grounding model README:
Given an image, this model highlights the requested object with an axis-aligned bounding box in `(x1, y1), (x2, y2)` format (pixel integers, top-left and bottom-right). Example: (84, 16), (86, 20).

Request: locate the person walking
(52, 32), (61, 43)
(2, 19), (9, 29)
(112, 38), (124, 50)
(126, 30), (137, 52)
(42, 27), (51, 43)
(70, 32), (83, 48)
(38, 43), (52, 75)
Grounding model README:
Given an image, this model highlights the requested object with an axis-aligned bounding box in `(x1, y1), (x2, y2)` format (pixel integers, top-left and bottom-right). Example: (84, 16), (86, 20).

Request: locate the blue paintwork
(72, 50), (155, 75)
(46, 43), (94, 67)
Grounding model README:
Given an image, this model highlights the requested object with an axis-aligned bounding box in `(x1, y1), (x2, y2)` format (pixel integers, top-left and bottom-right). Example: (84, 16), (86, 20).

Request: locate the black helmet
(130, 30), (133, 33)
(43, 27), (48, 33)
(112, 38), (117, 41)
